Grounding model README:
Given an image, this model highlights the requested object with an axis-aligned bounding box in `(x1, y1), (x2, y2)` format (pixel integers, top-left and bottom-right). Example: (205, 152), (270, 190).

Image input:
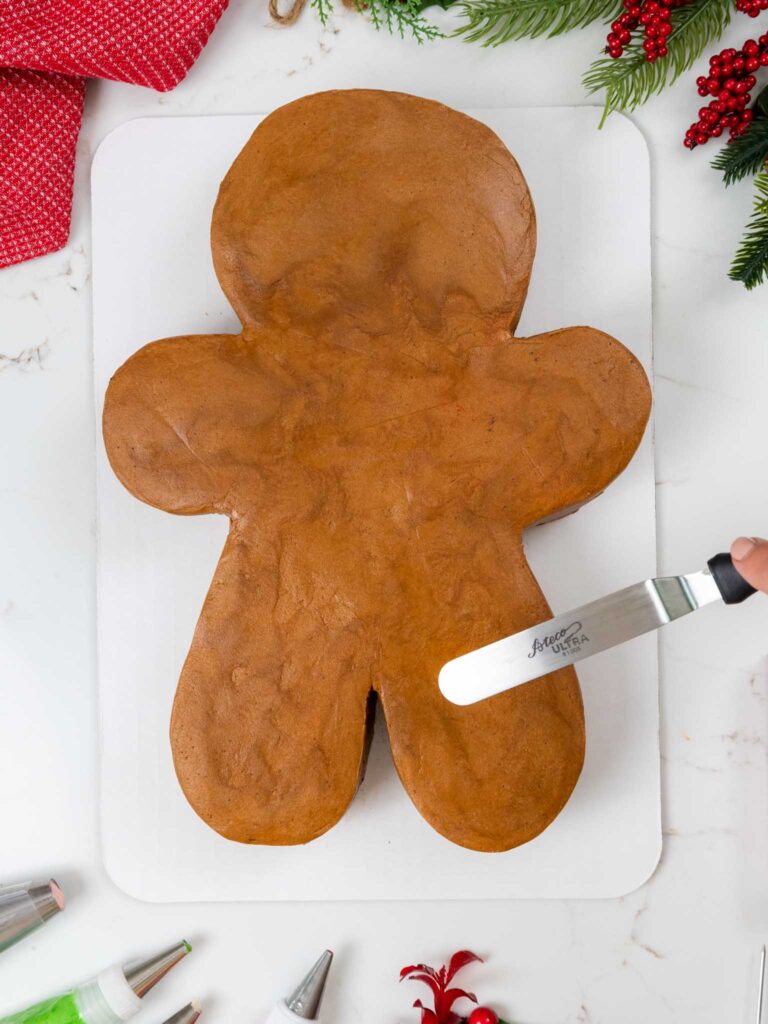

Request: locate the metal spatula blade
(439, 552), (756, 707)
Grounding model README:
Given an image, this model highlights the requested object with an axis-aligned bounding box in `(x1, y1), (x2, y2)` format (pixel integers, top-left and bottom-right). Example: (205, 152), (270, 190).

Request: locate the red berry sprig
(606, 0), (688, 62)
(735, 0), (768, 18)
(685, 34), (768, 148)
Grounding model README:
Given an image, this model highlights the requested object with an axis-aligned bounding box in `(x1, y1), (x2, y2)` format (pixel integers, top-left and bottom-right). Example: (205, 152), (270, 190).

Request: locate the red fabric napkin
(0, 0), (230, 269)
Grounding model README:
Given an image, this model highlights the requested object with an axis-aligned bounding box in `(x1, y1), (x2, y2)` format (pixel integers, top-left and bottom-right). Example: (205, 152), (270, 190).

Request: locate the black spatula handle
(707, 552), (758, 604)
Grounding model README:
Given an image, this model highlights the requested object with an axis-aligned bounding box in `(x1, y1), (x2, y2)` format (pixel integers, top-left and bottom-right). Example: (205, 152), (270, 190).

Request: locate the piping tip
(27, 879), (65, 923)
(161, 1001), (201, 1023)
(124, 940), (192, 998)
(0, 879), (65, 955)
(286, 950), (333, 1020)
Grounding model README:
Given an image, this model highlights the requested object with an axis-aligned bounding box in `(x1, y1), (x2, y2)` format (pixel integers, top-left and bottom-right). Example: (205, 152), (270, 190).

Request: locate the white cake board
(93, 107), (658, 902)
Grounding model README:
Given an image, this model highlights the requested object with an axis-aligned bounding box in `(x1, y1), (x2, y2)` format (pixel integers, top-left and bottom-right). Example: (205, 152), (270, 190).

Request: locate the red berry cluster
(606, 0), (688, 62)
(685, 35), (768, 148)
(735, 0), (768, 18)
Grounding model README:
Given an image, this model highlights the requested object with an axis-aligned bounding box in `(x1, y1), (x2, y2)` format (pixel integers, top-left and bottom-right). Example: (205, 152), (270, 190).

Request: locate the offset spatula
(439, 552), (757, 707)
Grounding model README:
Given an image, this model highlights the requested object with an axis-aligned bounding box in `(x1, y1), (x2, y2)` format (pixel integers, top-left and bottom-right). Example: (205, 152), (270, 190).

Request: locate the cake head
(211, 90), (536, 336)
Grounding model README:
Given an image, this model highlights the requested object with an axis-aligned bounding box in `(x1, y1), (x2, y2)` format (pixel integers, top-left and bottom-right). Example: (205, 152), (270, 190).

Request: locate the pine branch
(712, 85), (768, 187)
(712, 117), (768, 185)
(456, 0), (621, 47)
(365, 0), (444, 39)
(730, 172), (768, 289)
(583, 0), (732, 119)
(311, 0), (333, 24)
(312, 0), (441, 38)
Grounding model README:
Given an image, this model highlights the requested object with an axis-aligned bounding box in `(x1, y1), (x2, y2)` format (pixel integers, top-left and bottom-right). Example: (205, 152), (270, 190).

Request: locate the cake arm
(103, 333), (279, 516)
(490, 326), (652, 527)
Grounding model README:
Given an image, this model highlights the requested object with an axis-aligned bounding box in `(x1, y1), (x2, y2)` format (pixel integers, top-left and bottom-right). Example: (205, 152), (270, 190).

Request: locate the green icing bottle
(0, 969), (141, 1024)
(0, 994), (80, 1024)
(0, 940), (191, 1024)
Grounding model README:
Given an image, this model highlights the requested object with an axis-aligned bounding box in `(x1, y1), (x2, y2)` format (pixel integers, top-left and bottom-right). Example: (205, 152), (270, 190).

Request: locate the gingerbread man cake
(103, 89), (651, 852)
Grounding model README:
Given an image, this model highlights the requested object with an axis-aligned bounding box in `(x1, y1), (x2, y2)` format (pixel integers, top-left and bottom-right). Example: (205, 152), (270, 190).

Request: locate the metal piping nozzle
(161, 1001), (202, 1024)
(124, 940), (192, 998)
(286, 950), (333, 1020)
(0, 879), (65, 955)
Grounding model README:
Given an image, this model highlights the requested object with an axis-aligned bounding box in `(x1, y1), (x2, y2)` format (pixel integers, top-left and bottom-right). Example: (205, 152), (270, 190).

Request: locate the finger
(730, 536), (768, 594)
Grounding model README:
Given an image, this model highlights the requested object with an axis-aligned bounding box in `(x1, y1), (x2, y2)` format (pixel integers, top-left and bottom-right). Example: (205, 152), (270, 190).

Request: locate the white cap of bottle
(75, 967), (143, 1024)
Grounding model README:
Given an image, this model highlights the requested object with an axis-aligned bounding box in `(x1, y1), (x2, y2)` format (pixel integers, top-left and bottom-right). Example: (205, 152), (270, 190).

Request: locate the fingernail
(731, 536), (758, 561)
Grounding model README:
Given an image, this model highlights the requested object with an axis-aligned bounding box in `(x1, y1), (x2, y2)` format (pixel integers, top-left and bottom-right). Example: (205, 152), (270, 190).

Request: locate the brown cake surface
(102, 89), (651, 852)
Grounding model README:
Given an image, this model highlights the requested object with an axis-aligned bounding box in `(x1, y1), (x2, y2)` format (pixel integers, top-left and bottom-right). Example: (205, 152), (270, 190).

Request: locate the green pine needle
(312, 0), (441, 39)
(583, 0), (731, 120)
(311, 0), (332, 24)
(729, 172), (768, 290)
(365, 0), (443, 40)
(456, 0), (621, 46)
(712, 117), (768, 186)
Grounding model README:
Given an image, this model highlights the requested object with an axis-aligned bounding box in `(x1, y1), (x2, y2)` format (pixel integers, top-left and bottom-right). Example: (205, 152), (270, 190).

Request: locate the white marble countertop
(1, 1), (767, 1020)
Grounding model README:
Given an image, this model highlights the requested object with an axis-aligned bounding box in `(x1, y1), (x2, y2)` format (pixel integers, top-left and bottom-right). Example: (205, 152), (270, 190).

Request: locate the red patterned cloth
(0, 0), (230, 269)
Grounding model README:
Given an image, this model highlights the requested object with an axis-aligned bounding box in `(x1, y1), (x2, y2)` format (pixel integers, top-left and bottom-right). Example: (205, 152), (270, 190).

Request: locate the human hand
(731, 537), (768, 594)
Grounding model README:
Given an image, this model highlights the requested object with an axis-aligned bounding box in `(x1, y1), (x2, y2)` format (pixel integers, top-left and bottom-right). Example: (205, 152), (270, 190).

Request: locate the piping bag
(0, 881), (64, 956)
(266, 951), (333, 1023)
(0, 940), (191, 1024)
